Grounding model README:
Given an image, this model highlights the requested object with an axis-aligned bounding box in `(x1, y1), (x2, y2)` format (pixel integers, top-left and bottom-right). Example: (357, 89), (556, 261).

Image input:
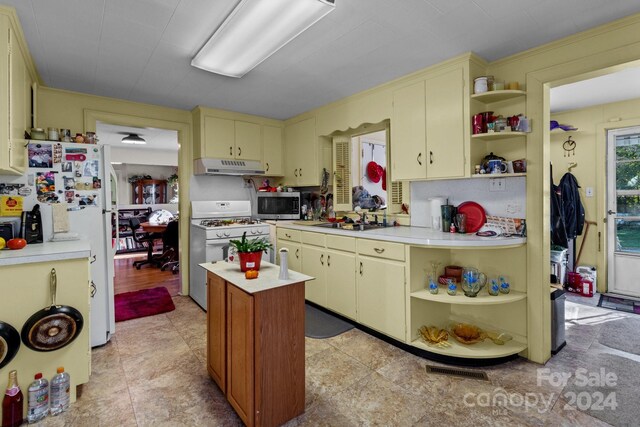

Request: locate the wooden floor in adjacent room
(114, 253), (181, 296)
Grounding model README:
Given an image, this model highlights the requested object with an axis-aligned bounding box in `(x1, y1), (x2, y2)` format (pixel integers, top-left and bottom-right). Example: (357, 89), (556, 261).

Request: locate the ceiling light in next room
(120, 133), (146, 145)
(191, 0), (336, 78)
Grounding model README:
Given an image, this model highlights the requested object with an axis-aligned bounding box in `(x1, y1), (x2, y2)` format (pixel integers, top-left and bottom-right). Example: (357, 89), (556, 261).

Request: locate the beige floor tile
(329, 371), (430, 426)
(304, 336), (332, 359)
(326, 328), (406, 370)
(305, 346), (372, 401)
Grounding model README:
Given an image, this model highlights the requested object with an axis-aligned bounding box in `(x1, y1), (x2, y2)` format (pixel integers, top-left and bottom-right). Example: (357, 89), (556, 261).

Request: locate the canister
(474, 77), (488, 94)
(48, 127), (59, 141)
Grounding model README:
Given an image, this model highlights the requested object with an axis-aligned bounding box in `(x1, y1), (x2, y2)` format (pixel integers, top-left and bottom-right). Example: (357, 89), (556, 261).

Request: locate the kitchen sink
(313, 222), (390, 232)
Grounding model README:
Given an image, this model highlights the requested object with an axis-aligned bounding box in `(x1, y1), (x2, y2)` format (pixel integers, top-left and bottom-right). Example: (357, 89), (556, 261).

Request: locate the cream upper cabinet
(234, 120), (261, 161)
(284, 117), (318, 186)
(202, 118), (261, 161)
(357, 255), (406, 341)
(203, 116), (235, 159)
(1, 21), (31, 175)
(262, 125), (283, 176)
(391, 81), (426, 180)
(425, 67), (465, 179)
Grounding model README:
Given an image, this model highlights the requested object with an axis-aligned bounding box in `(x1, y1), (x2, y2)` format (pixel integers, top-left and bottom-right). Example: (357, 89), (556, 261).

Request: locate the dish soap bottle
(2, 370), (23, 427)
(27, 373), (49, 423)
(50, 367), (70, 416)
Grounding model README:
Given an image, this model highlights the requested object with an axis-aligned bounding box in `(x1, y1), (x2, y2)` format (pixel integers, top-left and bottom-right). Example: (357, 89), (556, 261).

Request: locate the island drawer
(301, 231), (326, 247)
(326, 235), (356, 252)
(357, 239), (405, 261)
(277, 228), (301, 242)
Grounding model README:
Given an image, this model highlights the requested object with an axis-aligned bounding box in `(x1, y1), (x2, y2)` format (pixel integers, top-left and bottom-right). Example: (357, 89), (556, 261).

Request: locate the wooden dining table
(140, 222), (167, 233)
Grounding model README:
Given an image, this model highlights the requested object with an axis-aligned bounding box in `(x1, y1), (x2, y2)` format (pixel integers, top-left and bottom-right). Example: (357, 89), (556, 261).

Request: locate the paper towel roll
(427, 197), (447, 229)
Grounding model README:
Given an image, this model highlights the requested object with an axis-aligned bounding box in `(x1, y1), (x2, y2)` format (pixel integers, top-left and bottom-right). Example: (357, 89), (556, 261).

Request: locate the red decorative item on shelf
(238, 251), (263, 272)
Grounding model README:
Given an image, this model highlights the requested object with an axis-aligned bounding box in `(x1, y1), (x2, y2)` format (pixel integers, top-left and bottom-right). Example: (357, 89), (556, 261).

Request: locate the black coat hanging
(559, 172), (585, 240)
(550, 164), (568, 248)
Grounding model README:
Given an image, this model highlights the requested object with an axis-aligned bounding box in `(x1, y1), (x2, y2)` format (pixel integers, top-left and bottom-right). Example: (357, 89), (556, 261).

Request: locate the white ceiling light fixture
(120, 133), (146, 145)
(192, 0), (336, 78)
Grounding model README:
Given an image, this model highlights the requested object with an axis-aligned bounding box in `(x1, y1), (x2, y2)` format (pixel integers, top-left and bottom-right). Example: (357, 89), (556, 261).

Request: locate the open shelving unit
(412, 336), (528, 359)
(472, 131), (527, 140)
(471, 89), (526, 103)
(471, 173), (526, 178)
(410, 289), (526, 305)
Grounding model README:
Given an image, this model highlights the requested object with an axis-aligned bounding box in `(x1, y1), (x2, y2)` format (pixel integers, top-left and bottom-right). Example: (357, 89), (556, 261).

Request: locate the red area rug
(115, 286), (175, 322)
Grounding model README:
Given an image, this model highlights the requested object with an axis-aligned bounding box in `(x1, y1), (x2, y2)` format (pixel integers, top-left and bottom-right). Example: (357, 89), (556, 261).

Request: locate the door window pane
(616, 219), (640, 253)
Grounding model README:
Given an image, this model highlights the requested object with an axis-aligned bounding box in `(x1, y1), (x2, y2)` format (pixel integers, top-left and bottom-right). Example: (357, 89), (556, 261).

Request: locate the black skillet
(21, 268), (84, 352)
(0, 321), (20, 369)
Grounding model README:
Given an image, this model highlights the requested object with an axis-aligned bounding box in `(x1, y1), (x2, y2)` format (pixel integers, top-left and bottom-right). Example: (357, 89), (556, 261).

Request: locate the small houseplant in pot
(229, 232), (272, 272)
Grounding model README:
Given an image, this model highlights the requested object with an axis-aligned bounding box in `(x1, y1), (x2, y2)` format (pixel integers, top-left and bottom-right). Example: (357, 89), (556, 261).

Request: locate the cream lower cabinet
(356, 255), (406, 341)
(325, 249), (357, 320)
(276, 239), (301, 272)
(301, 245), (326, 306)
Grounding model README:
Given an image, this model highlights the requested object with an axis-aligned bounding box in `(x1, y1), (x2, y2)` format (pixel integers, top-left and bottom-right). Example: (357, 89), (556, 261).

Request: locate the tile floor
(34, 296), (636, 426)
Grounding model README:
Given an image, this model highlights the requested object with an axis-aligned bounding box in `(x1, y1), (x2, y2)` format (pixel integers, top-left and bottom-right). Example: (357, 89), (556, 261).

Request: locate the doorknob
(608, 210), (616, 215)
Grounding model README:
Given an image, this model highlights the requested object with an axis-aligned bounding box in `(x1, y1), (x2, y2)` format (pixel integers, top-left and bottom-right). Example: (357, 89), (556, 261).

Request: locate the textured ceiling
(7, 0), (640, 120)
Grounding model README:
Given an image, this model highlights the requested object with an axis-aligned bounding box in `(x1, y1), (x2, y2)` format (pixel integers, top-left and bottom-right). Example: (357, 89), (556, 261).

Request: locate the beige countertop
(276, 222), (526, 248)
(199, 260), (315, 294)
(0, 239), (91, 266)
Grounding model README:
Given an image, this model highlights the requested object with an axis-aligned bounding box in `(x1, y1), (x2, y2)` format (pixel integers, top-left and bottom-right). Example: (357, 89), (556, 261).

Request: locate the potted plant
(229, 232), (272, 272)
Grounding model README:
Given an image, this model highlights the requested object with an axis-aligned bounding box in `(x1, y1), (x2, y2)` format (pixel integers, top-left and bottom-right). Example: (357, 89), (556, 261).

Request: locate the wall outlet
(506, 203), (521, 214)
(489, 178), (506, 192)
(586, 187), (594, 197)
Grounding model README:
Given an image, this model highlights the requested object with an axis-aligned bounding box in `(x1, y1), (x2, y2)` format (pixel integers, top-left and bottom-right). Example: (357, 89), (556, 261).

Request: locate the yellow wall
(551, 97), (640, 286)
(36, 87), (193, 294)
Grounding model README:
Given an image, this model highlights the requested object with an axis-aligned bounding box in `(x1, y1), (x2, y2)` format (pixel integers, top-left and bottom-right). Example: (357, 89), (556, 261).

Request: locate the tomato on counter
(6, 238), (27, 250)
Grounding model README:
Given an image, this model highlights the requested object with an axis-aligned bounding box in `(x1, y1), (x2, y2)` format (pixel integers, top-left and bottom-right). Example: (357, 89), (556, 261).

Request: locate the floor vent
(425, 365), (489, 381)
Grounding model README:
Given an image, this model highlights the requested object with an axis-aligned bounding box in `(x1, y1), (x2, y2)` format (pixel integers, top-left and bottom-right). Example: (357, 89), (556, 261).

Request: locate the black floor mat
(305, 304), (354, 339)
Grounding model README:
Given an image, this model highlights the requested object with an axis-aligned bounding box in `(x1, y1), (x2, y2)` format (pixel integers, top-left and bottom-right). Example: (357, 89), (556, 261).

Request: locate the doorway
(606, 126), (640, 297)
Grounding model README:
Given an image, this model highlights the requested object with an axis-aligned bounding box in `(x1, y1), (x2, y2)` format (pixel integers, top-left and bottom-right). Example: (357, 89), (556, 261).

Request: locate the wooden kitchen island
(199, 261), (314, 427)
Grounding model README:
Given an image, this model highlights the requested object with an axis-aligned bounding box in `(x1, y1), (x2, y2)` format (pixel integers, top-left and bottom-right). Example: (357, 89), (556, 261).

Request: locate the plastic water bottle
(27, 373), (49, 423)
(49, 367), (70, 416)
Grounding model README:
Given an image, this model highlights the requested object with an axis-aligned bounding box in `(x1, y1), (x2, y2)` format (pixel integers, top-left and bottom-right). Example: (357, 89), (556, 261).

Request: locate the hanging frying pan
(0, 321), (20, 369)
(21, 269), (84, 352)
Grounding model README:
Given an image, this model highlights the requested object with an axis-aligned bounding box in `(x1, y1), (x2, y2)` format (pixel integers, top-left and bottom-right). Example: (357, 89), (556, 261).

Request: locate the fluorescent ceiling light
(192, 0), (336, 78)
(121, 133), (146, 144)
(111, 162), (123, 165)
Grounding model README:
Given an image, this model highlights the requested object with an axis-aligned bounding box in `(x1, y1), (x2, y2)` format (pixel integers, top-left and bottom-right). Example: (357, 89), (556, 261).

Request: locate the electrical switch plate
(586, 187), (594, 197)
(489, 178), (506, 192)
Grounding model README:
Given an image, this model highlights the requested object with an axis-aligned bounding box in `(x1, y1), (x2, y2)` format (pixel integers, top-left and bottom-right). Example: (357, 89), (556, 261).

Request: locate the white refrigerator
(23, 141), (117, 347)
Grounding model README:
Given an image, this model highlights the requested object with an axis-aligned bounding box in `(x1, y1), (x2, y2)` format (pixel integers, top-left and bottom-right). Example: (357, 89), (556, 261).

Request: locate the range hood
(194, 158), (265, 176)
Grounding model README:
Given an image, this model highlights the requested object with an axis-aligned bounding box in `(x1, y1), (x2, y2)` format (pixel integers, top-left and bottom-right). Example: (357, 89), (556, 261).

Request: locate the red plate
(457, 201), (486, 233)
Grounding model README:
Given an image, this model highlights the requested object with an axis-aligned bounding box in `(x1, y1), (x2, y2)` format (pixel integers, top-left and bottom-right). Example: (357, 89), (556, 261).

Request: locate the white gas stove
(189, 201), (270, 310)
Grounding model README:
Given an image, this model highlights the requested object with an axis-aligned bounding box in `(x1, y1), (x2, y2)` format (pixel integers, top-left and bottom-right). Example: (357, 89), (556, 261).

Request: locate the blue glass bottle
(488, 279), (500, 296)
(447, 279), (457, 296)
(499, 276), (510, 294)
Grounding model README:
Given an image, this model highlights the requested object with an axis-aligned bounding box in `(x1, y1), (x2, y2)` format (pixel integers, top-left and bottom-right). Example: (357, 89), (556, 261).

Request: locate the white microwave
(254, 192), (300, 220)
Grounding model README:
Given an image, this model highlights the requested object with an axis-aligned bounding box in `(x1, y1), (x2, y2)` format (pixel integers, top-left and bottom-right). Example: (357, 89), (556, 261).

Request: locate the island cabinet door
(207, 274), (226, 392)
(226, 284), (255, 427)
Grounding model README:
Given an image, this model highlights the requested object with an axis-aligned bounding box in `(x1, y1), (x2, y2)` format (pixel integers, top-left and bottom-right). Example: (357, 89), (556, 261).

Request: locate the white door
(607, 127), (640, 297)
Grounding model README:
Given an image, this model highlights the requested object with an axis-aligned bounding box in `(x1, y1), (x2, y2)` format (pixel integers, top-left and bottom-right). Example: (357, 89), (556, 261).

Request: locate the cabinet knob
(230, 146), (233, 155)
(359, 262), (363, 276)
(320, 254), (324, 265)
(374, 247), (385, 254)
(429, 151), (434, 164)
(238, 146), (242, 156)
(417, 152), (422, 166)
(266, 162), (269, 171)
(296, 248), (300, 259)
(285, 233), (291, 238)
(299, 168), (302, 176)
(294, 169), (298, 177)
(327, 255), (331, 267)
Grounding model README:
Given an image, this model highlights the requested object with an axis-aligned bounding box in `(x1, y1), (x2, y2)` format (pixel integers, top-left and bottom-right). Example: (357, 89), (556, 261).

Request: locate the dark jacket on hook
(551, 166), (568, 247)
(559, 172), (585, 239)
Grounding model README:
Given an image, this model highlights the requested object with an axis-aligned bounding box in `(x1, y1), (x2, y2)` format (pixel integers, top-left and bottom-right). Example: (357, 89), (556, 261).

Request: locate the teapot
(481, 152), (506, 173)
(461, 267), (487, 297)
